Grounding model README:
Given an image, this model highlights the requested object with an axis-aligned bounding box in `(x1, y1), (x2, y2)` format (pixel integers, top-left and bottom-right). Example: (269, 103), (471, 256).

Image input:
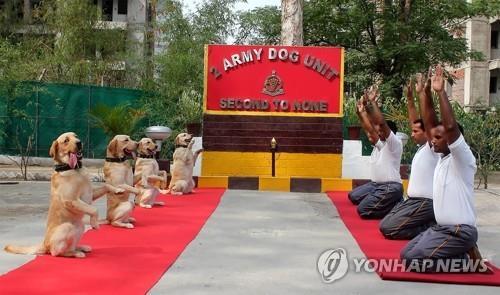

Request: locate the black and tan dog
(4, 132), (125, 258)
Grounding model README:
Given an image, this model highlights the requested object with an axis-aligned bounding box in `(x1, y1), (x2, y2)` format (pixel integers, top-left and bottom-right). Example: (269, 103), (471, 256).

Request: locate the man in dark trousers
(379, 77), (439, 239)
(401, 66), (479, 272)
(348, 86), (403, 219)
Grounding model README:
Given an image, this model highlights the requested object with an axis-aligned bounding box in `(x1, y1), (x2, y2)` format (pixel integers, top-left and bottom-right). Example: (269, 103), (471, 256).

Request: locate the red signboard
(204, 44), (344, 117)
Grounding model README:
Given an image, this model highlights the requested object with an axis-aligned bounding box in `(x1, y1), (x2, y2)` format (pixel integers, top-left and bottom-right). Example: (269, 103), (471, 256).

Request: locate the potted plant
(343, 97), (362, 140)
(88, 102), (146, 139)
(174, 89), (203, 136)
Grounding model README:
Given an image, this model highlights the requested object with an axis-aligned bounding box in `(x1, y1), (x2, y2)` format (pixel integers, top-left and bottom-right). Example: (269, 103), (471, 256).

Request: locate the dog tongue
(69, 153), (78, 169)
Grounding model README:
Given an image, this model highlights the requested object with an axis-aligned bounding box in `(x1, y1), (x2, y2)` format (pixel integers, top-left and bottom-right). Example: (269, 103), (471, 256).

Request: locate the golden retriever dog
(4, 132), (125, 258)
(132, 138), (168, 208)
(167, 133), (203, 195)
(103, 135), (139, 229)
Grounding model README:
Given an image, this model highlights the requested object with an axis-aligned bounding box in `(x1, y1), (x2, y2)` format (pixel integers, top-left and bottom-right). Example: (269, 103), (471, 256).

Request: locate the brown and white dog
(167, 133), (202, 195)
(4, 132), (125, 258)
(103, 135), (138, 228)
(132, 137), (168, 208)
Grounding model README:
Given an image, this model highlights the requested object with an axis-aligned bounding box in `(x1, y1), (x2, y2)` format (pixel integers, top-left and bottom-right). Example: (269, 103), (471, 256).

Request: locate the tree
(40, 0), (138, 87)
(281, 0), (303, 45)
(235, 6), (281, 45)
(454, 105), (500, 189)
(236, 0), (500, 100)
(145, 0), (239, 118)
(0, 0), (141, 176)
(142, 0), (239, 157)
(0, 0), (143, 88)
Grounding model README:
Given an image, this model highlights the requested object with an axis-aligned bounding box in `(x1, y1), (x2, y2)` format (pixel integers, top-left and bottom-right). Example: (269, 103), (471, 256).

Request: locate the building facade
(449, 17), (500, 109)
(0, 0), (158, 87)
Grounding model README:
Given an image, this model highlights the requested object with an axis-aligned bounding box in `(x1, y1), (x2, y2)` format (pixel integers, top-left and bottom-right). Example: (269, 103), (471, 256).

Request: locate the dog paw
(74, 251), (86, 258)
(125, 223), (135, 229)
(77, 245), (92, 253)
(114, 188), (126, 194)
(90, 217), (100, 229)
(141, 204), (152, 209)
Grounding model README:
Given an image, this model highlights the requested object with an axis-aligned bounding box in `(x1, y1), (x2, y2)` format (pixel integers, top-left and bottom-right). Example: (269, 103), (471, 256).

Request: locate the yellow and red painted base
(197, 151), (408, 193)
(195, 175), (408, 194)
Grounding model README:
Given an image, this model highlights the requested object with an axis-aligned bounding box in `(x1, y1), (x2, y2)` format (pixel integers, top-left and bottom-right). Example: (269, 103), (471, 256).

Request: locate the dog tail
(4, 244), (45, 255)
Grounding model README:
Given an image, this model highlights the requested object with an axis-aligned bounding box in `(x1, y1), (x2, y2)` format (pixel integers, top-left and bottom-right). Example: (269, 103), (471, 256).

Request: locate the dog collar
(54, 162), (82, 172)
(137, 154), (154, 158)
(175, 144), (189, 148)
(105, 156), (128, 163)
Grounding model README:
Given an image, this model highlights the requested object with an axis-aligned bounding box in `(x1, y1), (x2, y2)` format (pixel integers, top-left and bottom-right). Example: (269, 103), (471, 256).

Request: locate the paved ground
(0, 182), (499, 294)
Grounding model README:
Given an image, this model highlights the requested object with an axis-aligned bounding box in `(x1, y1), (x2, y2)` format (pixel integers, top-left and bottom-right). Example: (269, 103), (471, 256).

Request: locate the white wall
(341, 140), (371, 179)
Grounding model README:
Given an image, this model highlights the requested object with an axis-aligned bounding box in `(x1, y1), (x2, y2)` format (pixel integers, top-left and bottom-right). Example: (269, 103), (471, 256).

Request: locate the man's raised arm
(431, 65), (461, 144)
(365, 85), (391, 140)
(416, 71), (439, 141)
(356, 97), (379, 142)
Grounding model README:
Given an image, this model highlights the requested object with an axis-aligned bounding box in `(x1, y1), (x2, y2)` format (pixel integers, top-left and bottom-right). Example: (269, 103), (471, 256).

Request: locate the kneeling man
(380, 79), (439, 239)
(401, 66), (478, 272)
(348, 86), (403, 219)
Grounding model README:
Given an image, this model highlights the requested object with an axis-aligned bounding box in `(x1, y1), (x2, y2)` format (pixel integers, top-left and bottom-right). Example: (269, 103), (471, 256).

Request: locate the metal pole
(272, 150), (276, 177)
(87, 85), (91, 158)
(35, 84), (39, 157)
(270, 137), (277, 177)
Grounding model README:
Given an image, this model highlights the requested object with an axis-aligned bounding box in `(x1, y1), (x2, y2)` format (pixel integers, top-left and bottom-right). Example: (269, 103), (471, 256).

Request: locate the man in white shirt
(380, 79), (439, 239)
(348, 86), (404, 219)
(401, 66), (479, 272)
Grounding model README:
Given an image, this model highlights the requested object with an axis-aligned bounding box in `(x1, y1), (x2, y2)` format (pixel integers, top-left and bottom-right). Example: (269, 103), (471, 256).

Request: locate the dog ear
(174, 135), (181, 146)
(107, 138), (118, 157)
(138, 139), (144, 152)
(49, 140), (58, 159)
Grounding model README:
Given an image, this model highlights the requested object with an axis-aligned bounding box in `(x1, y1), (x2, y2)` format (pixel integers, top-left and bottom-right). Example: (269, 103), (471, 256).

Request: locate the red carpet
(0, 188), (225, 294)
(327, 191), (500, 286)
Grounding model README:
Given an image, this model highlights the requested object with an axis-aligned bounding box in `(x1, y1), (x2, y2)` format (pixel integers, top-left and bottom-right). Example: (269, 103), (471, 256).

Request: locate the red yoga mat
(327, 191), (500, 286)
(0, 188), (225, 294)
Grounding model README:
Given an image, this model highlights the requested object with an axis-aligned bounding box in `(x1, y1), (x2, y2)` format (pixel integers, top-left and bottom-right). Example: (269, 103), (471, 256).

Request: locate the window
(492, 31), (499, 49)
(118, 0), (128, 15)
(102, 0), (113, 21)
(490, 76), (498, 94)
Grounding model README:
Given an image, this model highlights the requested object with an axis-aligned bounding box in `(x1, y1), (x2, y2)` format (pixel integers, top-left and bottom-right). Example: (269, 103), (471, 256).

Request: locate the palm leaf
(88, 103), (145, 138)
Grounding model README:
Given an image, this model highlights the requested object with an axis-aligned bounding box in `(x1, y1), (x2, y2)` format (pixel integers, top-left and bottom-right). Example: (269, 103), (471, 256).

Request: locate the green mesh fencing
(0, 82), (143, 158)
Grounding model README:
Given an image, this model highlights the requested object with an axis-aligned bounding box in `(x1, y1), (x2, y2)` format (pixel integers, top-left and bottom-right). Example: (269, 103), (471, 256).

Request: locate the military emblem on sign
(262, 70), (284, 96)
